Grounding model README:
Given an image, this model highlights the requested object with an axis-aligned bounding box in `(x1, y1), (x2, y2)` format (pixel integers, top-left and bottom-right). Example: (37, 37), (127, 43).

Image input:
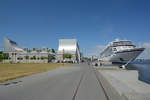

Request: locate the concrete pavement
(98, 68), (150, 100)
(0, 64), (107, 100)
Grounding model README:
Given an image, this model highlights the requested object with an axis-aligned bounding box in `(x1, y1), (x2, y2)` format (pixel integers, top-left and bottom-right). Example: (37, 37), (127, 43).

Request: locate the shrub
(25, 56), (29, 60)
(63, 53), (72, 59)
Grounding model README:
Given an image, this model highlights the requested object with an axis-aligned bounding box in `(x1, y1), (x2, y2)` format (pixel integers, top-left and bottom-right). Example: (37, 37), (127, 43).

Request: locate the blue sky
(0, 0), (150, 58)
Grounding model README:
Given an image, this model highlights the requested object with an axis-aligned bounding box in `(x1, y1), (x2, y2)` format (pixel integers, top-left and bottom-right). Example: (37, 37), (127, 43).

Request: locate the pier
(95, 63), (150, 100)
(0, 63), (150, 100)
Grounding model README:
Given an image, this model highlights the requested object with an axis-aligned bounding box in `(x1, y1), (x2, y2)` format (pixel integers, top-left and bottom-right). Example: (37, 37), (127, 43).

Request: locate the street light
(63, 49), (64, 66)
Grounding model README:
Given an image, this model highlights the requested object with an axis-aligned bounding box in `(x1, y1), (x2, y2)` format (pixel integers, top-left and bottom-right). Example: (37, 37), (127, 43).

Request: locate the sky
(0, 0), (150, 58)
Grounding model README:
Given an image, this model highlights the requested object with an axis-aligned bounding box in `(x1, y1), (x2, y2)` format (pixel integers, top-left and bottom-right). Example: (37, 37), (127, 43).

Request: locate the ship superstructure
(100, 39), (145, 63)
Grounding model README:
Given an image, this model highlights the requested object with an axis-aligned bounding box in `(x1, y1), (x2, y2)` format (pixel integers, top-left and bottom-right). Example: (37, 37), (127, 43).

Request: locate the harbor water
(127, 61), (150, 84)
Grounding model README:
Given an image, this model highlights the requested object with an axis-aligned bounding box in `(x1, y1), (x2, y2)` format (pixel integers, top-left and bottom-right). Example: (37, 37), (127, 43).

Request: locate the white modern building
(3, 38), (55, 63)
(56, 39), (81, 63)
(4, 38), (23, 53)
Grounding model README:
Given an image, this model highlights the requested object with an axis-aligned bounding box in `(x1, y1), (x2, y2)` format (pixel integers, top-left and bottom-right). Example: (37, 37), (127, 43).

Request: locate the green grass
(0, 63), (71, 83)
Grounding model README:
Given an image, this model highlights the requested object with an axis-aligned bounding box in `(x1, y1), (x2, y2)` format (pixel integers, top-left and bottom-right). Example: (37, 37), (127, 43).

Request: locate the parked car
(63, 59), (73, 63)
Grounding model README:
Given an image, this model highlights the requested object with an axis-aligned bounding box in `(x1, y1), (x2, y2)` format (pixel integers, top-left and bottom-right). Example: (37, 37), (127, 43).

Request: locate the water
(126, 61), (150, 84)
(95, 61), (150, 84)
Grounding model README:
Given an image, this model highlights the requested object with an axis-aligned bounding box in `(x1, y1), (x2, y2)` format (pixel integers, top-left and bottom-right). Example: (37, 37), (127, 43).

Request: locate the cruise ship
(100, 39), (145, 63)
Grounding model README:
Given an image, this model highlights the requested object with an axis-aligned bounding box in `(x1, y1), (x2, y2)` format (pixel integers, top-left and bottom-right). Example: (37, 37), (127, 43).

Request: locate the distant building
(3, 38), (55, 63)
(56, 39), (81, 63)
(4, 38), (23, 53)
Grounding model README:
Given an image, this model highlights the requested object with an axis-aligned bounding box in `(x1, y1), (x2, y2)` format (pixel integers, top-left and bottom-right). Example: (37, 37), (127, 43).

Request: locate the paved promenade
(0, 64), (107, 100)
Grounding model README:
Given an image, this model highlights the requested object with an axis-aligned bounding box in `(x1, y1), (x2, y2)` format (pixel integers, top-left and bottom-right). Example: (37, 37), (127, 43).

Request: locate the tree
(25, 56), (29, 60)
(40, 56), (48, 60)
(0, 53), (9, 61)
(40, 56), (44, 60)
(51, 48), (55, 53)
(44, 57), (48, 59)
(30, 57), (33, 60)
(63, 53), (72, 59)
(48, 55), (55, 61)
(17, 57), (23, 60)
(0, 51), (3, 55)
(28, 50), (31, 53)
(0, 55), (3, 61)
(0, 51), (3, 61)
(30, 56), (36, 60)
(3, 53), (9, 60)
(49, 48), (55, 53)
(33, 56), (36, 60)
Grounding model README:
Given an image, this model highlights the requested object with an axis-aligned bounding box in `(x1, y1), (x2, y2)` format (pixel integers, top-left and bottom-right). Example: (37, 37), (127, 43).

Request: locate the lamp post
(62, 49), (64, 66)
(15, 50), (17, 63)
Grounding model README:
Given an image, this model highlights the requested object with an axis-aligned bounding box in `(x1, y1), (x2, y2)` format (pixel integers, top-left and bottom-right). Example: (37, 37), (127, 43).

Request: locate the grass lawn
(0, 63), (71, 83)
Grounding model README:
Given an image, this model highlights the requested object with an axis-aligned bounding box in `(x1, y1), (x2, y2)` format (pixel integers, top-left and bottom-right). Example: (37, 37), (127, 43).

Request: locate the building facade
(56, 39), (81, 63)
(3, 38), (55, 63)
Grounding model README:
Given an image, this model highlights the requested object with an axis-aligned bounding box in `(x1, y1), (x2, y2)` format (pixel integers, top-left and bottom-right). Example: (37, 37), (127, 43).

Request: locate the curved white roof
(58, 39), (78, 54)
(4, 38), (23, 52)
(13, 46), (23, 51)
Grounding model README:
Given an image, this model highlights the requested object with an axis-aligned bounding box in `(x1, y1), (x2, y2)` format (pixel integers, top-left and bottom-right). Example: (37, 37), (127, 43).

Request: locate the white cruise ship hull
(101, 48), (145, 63)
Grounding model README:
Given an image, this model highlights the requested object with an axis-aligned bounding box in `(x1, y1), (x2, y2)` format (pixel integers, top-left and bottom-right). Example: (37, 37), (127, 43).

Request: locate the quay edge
(95, 65), (150, 100)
